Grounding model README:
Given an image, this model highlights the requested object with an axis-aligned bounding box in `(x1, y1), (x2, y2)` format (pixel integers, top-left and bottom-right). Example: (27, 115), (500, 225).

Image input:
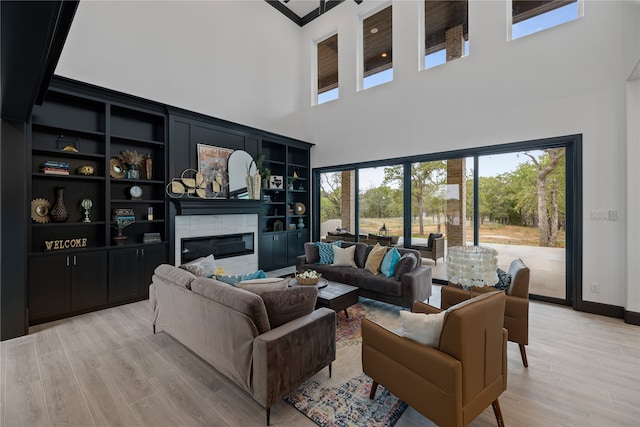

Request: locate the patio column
(446, 159), (466, 247)
(341, 170), (355, 233)
(445, 24), (465, 62)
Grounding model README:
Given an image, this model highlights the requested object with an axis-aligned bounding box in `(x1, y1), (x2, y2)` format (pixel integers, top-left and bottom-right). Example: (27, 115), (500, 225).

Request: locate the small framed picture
(269, 175), (283, 189)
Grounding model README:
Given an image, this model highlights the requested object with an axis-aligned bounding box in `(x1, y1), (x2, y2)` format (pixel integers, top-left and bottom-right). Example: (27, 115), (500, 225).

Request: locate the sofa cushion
(181, 255), (218, 277)
(304, 242), (320, 264)
(332, 244), (357, 267)
(260, 286), (318, 328)
(394, 253), (418, 280)
(380, 247), (401, 277)
(341, 242), (369, 268)
(314, 241), (342, 264)
(154, 264), (197, 289)
(236, 277), (290, 295)
(400, 310), (446, 348)
(365, 244), (387, 274)
(216, 270), (268, 285)
(351, 269), (402, 296)
(190, 277), (271, 334)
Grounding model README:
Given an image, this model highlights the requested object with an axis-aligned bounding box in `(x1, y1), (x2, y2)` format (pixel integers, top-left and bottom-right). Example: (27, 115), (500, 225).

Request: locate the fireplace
(181, 233), (254, 263)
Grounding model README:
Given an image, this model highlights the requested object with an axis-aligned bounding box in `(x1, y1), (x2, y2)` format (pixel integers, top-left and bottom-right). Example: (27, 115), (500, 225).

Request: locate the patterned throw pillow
(494, 268), (511, 291)
(314, 240), (343, 264)
(182, 255), (218, 277)
(216, 270), (267, 285)
(380, 247), (401, 277)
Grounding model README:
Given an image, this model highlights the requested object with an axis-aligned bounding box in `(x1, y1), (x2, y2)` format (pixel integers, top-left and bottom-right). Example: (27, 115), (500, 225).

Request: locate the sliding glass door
(477, 150), (566, 300)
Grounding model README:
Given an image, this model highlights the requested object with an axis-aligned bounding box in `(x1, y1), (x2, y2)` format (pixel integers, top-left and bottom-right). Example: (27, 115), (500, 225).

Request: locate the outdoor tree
(383, 162), (446, 235)
(320, 172), (342, 221)
(525, 149), (565, 247)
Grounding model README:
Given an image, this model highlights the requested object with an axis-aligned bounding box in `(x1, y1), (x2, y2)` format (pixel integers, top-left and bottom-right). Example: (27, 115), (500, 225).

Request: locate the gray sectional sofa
(296, 242), (432, 308)
(149, 264), (336, 425)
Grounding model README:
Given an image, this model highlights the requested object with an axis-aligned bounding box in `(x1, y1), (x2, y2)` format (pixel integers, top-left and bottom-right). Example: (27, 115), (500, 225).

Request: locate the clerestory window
(424, 0), (469, 70)
(317, 33), (339, 105)
(362, 5), (393, 90)
(511, 0), (582, 40)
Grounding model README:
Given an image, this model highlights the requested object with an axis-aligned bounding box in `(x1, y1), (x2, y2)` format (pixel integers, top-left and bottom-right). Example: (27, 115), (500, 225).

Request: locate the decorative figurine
(81, 198), (92, 223)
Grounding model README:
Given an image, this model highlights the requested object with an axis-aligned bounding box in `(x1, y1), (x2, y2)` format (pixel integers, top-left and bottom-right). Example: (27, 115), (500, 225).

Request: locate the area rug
(284, 298), (407, 427)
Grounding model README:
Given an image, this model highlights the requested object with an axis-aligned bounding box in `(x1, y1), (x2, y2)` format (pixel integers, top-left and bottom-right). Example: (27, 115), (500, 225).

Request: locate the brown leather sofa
(362, 292), (508, 427)
(441, 258), (530, 367)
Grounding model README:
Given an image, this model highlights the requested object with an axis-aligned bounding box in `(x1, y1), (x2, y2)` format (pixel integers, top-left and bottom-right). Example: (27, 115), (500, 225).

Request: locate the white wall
(56, 0), (305, 138)
(300, 0), (635, 308)
(56, 0), (639, 311)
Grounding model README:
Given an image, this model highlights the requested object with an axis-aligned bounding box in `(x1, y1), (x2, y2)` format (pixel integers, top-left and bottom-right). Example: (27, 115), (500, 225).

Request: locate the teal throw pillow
(216, 270), (267, 285)
(380, 247), (401, 277)
(314, 240), (343, 264)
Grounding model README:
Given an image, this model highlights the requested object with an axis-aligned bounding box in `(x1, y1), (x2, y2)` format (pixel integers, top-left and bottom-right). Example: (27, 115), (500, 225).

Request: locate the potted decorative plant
(287, 176), (296, 190)
(119, 150), (145, 179)
(113, 218), (134, 245)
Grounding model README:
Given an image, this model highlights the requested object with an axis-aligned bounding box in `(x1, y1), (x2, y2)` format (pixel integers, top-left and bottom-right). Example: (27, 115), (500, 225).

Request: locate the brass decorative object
(31, 198), (51, 223)
(165, 169), (207, 198)
(110, 158), (125, 179)
(77, 165), (95, 176)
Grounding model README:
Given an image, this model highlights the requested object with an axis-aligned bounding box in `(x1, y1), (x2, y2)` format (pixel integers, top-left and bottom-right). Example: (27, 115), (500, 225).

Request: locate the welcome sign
(44, 238), (88, 251)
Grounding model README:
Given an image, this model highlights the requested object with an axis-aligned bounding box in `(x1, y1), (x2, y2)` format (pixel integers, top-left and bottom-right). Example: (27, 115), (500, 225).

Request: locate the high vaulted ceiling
(265, 0), (362, 26)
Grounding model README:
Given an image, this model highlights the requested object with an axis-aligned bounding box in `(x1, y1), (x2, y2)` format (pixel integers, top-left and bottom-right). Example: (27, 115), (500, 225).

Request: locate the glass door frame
(312, 134), (582, 308)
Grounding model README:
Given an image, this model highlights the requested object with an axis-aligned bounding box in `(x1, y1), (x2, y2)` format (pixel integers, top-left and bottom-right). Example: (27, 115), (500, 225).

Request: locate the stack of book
(112, 208), (135, 222)
(40, 160), (70, 175)
(143, 233), (162, 243)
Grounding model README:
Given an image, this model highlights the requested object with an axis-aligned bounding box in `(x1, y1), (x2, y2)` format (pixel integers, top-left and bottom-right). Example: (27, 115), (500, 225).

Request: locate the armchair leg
(369, 381), (378, 399)
(492, 399), (505, 427)
(519, 343), (528, 368)
(266, 407), (270, 426)
(329, 362), (332, 378)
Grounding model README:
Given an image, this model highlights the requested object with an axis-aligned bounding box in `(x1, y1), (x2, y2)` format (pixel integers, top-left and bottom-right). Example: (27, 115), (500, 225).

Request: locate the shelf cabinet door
(287, 230), (310, 265)
(108, 248), (141, 303)
(28, 255), (71, 322)
(139, 244), (167, 298)
(259, 233), (288, 271)
(71, 251), (108, 311)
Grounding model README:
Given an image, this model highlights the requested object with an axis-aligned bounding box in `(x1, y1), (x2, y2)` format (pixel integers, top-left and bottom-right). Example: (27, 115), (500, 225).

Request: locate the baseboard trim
(624, 310), (640, 326)
(578, 300), (625, 319)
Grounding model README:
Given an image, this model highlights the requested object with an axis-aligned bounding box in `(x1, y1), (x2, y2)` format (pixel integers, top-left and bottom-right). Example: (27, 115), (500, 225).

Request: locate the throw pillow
(314, 240), (343, 264)
(235, 277), (289, 295)
(380, 247), (401, 277)
(364, 243), (388, 275)
(182, 255), (217, 277)
(261, 287), (318, 328)
(332, 244), (357, 267)
(400, 310), (446, 348)
(216, 270), (267, 285)
(394, 252), (418, 280)
(304, 243), (320, 264)
(494, 268), (511, 291)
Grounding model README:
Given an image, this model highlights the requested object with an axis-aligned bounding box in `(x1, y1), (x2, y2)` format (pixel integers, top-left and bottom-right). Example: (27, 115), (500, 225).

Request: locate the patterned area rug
(284, 298), (407, 427)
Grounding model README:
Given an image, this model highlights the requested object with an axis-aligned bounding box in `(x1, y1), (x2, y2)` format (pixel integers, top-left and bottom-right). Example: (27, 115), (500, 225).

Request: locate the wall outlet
(591, 283), (600, 293)
(609, 210), (618, 221)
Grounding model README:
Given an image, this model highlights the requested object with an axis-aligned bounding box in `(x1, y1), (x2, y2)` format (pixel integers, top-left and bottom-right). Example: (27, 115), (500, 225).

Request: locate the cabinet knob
(66, 256), (70, 267)
(73, 255), (77, 266)
(141, 248), (145, 257)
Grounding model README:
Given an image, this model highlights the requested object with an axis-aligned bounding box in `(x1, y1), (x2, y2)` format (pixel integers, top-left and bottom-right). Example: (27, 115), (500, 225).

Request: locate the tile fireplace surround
(174, 214), (259, 274)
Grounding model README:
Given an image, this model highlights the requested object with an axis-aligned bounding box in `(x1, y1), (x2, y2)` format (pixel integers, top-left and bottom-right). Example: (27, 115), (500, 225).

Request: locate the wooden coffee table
(291, 279), (359, 318)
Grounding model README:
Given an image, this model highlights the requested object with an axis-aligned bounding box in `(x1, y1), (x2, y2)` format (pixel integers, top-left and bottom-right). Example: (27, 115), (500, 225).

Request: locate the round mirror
(227, 150), (256, 199)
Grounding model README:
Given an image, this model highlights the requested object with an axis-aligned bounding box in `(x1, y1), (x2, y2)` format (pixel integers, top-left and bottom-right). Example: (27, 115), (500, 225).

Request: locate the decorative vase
(262, 178), (268, 189)
(144, 154), (153, 180)
(253, 172), (262, 199)
(246, 174), (253, 199)
(50, 187), (69, 222)
(297, 216), (305, 229)
(126, 164), (140, 179)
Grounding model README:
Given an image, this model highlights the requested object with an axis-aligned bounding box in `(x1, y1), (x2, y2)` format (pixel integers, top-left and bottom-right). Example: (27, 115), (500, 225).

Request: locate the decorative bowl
(296, 271), (321, 285)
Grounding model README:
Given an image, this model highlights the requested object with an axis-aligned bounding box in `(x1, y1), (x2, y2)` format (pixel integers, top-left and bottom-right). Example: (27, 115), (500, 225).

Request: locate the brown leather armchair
(362, 292), (507, 427)
(441, 258), (530, 367)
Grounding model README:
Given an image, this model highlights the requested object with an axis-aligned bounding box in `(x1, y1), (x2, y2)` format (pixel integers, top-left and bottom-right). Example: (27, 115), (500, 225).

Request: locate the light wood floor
(1, 286), (639, 427)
